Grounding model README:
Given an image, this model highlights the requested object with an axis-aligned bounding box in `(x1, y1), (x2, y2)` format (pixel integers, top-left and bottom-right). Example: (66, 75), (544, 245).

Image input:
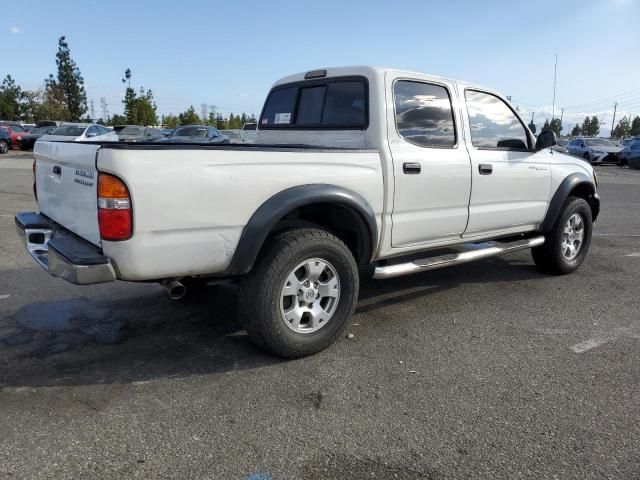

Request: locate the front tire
(239, 228), (359, 358)
(0, 140), (8, 154)
(532, 196), (593, 274)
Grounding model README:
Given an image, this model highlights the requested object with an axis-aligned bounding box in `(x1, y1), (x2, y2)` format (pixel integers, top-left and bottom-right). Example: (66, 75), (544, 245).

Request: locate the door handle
(403, 162), (421, 174)
(478, 164), (493, 175)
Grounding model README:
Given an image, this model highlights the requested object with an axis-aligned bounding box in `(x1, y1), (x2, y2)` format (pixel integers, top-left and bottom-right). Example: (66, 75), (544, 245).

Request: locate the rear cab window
(260, 76), (368, 129)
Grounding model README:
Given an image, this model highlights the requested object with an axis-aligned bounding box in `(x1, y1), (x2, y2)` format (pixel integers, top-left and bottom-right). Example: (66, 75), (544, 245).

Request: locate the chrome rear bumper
(15, 212), (116, 285)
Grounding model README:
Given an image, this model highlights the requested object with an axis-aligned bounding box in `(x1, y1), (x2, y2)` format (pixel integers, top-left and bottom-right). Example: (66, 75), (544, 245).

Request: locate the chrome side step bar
(373, 236), (545, 280)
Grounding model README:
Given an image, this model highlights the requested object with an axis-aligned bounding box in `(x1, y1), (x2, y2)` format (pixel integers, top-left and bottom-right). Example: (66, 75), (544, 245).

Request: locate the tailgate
(35, 141), (102, 246)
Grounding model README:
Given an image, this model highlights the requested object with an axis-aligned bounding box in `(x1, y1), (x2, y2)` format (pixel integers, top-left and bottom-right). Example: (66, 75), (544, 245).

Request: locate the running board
(373, 236), (545, 280)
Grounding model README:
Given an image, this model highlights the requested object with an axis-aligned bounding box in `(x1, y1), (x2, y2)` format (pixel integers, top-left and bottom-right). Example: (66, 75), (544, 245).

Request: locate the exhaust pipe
(162, 279), (187, 300)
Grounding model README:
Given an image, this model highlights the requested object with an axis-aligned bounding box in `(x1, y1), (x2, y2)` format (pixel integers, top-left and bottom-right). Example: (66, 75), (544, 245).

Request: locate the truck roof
(272, 65), (492, 93)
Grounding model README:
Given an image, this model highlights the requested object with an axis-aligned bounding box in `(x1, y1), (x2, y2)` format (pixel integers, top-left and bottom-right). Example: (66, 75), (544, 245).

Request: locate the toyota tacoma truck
(16, 66), (600, 358)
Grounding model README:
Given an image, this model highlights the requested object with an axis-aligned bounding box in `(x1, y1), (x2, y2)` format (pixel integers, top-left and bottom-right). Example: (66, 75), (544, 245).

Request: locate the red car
(0, 122), (30, 149)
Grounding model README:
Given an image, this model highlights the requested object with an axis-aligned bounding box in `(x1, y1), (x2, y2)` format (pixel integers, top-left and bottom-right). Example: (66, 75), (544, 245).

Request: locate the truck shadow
(0, 256), (544, 388)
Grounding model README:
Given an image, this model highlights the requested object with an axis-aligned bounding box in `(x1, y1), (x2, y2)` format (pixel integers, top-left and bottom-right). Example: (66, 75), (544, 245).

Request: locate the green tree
(580, 115), (600, 137)
(123, 86), (138, 124)
(612, 116), (630, 139)
(215, 113), (226, 130)
(135, 88), (158, 126)
(528, 120), (536, 134)
(570, 124), (581, 137)
(541, 119), (551, 132)
(110, 113), (126, 126)
(51, 36), (87, 120)
(584, 116), (600, 137)
(630, 116), (640, 137)
(0, 75), (23, 120)
(179, 105), (200, 125)
(163, 114), (180, 128)
(549, 118), (563, 136)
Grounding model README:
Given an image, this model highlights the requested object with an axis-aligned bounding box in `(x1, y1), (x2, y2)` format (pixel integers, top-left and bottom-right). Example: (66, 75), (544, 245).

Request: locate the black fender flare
(539, 172), (599, 233)
(225, 184), (378, 275)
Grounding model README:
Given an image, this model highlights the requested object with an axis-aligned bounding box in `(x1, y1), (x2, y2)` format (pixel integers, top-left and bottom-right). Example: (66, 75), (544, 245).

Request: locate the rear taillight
(97, 173), (132, 241)
(32, 159), (37, 201)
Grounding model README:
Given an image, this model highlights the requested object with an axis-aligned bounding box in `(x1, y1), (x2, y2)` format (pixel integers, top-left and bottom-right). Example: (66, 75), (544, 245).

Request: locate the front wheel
(583, 152), (591, 163)
(0, 140), (8, 154)
(532, 196), (593, 274)
(239, 228), (359, 358)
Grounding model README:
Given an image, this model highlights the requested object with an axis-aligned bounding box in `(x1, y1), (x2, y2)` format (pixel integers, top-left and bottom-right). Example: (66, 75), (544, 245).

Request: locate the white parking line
(625, 253), (640, 257)
(571, 337), (610, 353)
(594, 233), (640, 237)
(0, 294), (10, 301)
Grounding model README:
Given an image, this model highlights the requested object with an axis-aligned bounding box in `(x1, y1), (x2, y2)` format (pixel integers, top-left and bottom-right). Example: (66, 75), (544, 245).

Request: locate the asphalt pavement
(0, 150), (638, 479)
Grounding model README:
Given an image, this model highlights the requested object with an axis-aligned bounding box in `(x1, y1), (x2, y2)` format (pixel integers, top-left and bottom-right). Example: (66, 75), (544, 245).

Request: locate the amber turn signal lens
(98, 173), (129, 199)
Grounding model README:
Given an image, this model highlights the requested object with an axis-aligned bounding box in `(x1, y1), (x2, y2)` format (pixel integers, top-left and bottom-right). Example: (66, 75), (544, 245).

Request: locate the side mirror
(535, 130), (557, 151)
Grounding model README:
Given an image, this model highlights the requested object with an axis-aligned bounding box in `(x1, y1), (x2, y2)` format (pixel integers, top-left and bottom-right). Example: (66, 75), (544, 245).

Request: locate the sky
(4, 0), (640, 133)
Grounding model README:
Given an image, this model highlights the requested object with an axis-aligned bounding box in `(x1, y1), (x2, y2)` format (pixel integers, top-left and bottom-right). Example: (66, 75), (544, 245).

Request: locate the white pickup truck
(16, 66), (600, 357)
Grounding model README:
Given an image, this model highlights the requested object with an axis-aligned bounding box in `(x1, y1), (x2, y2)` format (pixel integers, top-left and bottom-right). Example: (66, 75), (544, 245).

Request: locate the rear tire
(532, 196), (592, 274)
(239, 228), (359, 358)
(0, 140), (8, 154)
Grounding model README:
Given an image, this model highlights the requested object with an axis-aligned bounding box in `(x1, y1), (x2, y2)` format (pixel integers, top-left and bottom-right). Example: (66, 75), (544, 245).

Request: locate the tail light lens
(97, 173), (132, 241)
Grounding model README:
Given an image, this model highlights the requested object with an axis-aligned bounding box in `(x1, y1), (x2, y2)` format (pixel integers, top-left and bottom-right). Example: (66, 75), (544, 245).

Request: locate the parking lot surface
(1, 151), (638, 479)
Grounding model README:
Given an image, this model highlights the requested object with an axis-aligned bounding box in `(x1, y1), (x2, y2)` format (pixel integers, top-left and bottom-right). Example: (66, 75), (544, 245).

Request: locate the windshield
(585, 139), (614, 147)
(173, 126), (208, 137)
(119, 126), (145, 135)
(50, 125), (86, 136)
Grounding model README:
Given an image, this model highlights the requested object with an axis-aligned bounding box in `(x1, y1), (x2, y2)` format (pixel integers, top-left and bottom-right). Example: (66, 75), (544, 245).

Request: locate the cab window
(465, 90), (529, 150)
(394, 80), (456, 148)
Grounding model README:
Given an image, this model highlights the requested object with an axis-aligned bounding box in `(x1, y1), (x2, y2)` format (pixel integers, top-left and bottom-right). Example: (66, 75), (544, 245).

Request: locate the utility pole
(552, 54), (558, 120)
(200, 103), (209, 123)
(100, 97), (109, 122)
(610, 102), (618, 138)
(90, 100), (95, 122)
(531, 112), (535, 124)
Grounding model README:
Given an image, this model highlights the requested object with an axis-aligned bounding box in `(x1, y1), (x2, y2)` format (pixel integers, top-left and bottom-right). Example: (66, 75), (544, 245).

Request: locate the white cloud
(10, 26), (22, 34)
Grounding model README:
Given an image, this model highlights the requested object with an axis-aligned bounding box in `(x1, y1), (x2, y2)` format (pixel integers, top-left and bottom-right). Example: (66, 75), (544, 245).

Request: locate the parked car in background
(40, 123), (119, 142)
(620, 137), (640, 148)
(0, 122), (30, 149)
(0, 128), (12, 154)
(220, 129), (241, 142)
(566, 137), (621, 164)
(18, 126), (56, 150)
(116, 125), (164, 142)
(619, 142), (640, 168)
(240, 122), (257, 143)
(35, 120), (60, 128)
(156, 125), (230, 144)
(159, 128), (174, 137)
(22, 123), (36, 130)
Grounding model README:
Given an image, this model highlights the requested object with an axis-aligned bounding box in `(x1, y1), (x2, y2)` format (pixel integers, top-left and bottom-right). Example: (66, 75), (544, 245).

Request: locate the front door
(388, 74), (472, 248)
(462, 89), (551, 237)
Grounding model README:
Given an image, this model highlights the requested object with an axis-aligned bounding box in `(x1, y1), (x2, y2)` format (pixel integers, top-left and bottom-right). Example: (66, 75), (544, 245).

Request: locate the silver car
(566, 137), (622, 164)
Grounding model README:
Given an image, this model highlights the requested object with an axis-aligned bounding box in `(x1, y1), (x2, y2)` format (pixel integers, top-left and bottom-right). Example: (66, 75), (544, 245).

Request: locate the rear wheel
(0, 139), (8, 154)
(239, 228), (359, 358)
(583, 152), (591, 163)
(532, 196), (592, 274)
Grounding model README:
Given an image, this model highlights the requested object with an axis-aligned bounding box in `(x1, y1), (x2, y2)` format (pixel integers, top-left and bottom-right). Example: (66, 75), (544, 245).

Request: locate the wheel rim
(0, 141), (7, 153)
(280, 257), (341, 334)
(561, 213), (585, 261)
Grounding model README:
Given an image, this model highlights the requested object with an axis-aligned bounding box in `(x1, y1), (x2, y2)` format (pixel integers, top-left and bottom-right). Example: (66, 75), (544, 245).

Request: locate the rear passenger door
(462, 89), (551, 237)
(387, 74), (472, 247)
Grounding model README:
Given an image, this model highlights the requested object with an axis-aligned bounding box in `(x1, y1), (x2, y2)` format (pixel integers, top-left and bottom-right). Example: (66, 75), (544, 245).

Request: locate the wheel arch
(539, 172), (599, 233)
(225, 184), (378, 275)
